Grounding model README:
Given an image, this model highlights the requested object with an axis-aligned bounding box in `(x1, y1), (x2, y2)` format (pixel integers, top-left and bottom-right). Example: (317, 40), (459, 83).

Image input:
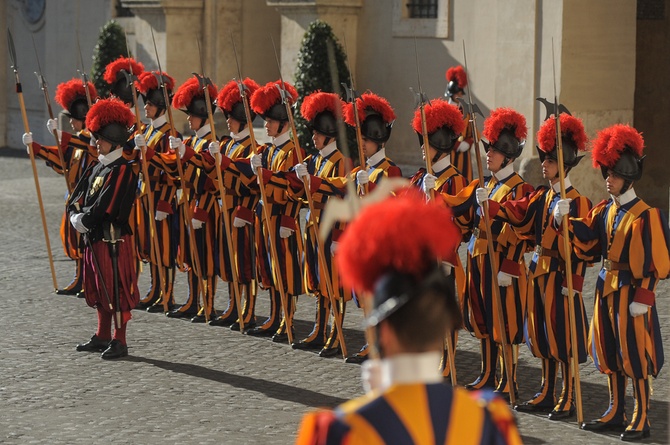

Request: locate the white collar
(380, 352), (443, 390)
(196, 123), (211, 139)
(98, 148), (123, 166)
(150, 114), (167, 128)
(367, 147), (386, 167)
(319, 140), (338, 158)
(551, 176), (571, 193)
(492, 163), (515, 182)
(231, 127), (249, 141)
(612, 187), (637, 207)
(272, 130), (290, 146)
(432, 154), (452, 173)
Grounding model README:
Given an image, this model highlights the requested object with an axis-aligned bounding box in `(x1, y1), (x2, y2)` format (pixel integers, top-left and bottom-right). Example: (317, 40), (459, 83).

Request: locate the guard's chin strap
(431, 152), (442, 165)
(278, 121), (286, 133)
(501, 157), (513, 169)
(324, 136), (333, 147)
(621, 179), (633, 194)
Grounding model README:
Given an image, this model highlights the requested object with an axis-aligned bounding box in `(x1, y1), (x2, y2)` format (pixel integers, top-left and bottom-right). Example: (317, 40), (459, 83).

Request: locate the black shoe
(464, 375), (496, 391)
(166, 309), (196, 319)
(345, 354), (368, 364)
(147, 304), (173, 313)
(101, 339), (128, 360)
(191, 314), (214, 323)
(514, 399), (556, 413)
(292, 340), (325, 350)
(209, 317), (232, 327)
(319, 347), (342, 358)
(246, 326), (278, 337)
(56, 287), (82, 296)
(76, 335), (110, 352)
(621, 430), (651, 442)
(75, 291), (85, 299)
(271, 332), (288, 343)
(548, 406), (575, 421)
(232, 320), (256, 332)
(136, 300), (158, 310)
(581, 419), (627, 432)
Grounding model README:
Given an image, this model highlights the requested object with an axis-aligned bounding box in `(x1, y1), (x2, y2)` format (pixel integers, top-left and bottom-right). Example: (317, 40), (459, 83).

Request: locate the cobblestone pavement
(0, 152), (667, 444)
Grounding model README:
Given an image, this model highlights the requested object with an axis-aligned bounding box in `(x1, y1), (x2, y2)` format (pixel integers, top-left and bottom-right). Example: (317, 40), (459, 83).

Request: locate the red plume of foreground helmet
(85, 97), (135, 138)
(591, 123), (644, 169)
(344, 92), (396, 127)
(337, 190), (460, 293)
(55, 78), (97, 110)
(103, 57), (144, 85)
(445, 66), (467, 89)
(300, 91), (344, 122)
(251, 80), (298, 114)
(482, 107), (527, 144)
(411, 98), (465, 136)
(171, 77), (218, 119)
(135, 71), (175, 95)
(216, 78), (260, 114)
(537, 113), (588, 154)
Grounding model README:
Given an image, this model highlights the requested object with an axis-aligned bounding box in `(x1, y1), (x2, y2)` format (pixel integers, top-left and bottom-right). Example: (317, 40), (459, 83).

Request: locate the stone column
(267, 0), (363, 81)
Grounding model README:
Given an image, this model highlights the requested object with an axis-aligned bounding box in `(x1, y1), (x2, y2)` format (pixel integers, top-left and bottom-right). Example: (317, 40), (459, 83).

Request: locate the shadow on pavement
(126, 355), (348, 409)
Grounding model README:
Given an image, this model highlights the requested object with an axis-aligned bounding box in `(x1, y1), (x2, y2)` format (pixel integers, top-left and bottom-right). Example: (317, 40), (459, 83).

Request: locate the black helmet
(95, 122), (130, 146)
(361, 113), (393, 144)
(65, 97), (90, 121)
(600, 149), (644, 181)
(309, 111), (338, 138)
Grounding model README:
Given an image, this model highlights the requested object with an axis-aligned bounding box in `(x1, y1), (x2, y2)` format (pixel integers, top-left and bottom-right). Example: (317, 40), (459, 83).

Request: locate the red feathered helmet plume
(55, 78), (97, 121)
(344, 92), (396, 144)
(411, 98), (465, 152)
(445, 66), (467, 98)
(251, 80), (298, 122)
(337, 190), (461, 326)
(300, 91), (344, 139)
(86, 97), (134, 146)
(591, 123), (645, 182)
(172, 77), (218, 120)
(136, 71), (175, 110)
(216, 78), (260, 123)
(536, 113), (588, 169)
(103, 57), (144, 105)
(482, 107), (527, 159)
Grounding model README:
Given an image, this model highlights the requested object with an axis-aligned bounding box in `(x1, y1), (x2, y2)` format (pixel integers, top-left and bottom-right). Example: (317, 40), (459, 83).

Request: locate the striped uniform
(492, 182), (591, 412)
(32, 130), (97, 291)
(150, 126), (216, 318)
(287, 142), (350, 346)
(312, 148), (403, 350)
(452, 109), (475, 183)
(135, 117), (179, 307)
(205, 133), (261, 326)
(572, 194), (669, 433)
(412, 159), (468, 379)
(444, 167), (534, 393)
(296, 384), (522, 445)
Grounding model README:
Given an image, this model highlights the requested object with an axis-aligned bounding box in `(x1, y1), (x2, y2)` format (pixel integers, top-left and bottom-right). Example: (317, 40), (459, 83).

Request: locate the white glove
(561, 287), (570, 296)
(475, 187), (489, 207)
(69, 213), (88, 233)
(457, 139), (471, 153)
(422, 173), (437, 195)
(295, 163), (309, 179)
(191, 218), (204, 230)
(356, 169), (370, 186)
(279, 226), (294, 239)
(553, 198), (572, 221)
(169, 136), (185, 157)
(208, 141), (220, 156)
(233, 217), (250, 228)
(46, 119), (58, 133)
(361, 359), (383, 393)
(134, 134), (147, 150)
(331, 241), (339, 256)
(155, 210), (169, 221)
(629, 301), (650, 317)
(22, 132), (33, 146)
(250, 154), (263, 173)
(442, 262), (453, 276)
(497, 271), (513, 287)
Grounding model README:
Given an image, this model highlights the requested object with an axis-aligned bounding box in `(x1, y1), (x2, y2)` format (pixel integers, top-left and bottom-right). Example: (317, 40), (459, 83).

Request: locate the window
(407, 0), (438, 19)
(392, 0), (449, 38)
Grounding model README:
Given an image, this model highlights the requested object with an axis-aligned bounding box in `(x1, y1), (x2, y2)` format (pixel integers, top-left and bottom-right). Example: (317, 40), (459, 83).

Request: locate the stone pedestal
(267, 0), (363, 80)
